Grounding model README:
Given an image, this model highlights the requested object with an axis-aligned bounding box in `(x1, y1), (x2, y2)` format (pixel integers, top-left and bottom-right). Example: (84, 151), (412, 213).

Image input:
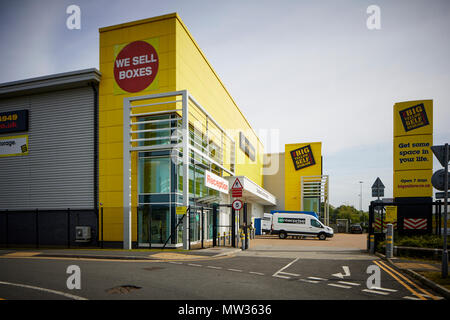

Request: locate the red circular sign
(232, 200), (243, 210)
(114, 41), (159, 93)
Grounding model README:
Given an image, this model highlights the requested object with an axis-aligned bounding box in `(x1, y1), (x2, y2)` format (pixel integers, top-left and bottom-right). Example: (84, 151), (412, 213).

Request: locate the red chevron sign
(374, 218), (397, 231)
(404, 218), (427, 230)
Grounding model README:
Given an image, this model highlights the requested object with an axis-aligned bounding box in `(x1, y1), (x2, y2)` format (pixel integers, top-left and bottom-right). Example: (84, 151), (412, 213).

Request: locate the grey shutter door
(0, 86), (95, 209)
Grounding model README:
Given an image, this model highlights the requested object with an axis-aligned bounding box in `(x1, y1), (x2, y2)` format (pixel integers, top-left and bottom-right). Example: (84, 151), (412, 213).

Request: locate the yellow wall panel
(284, 142), (322, 211)
(174, 17), (264, 186)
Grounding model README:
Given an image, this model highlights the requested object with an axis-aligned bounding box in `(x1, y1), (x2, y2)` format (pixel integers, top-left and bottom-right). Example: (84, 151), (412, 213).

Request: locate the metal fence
(0, 208), (99, 248)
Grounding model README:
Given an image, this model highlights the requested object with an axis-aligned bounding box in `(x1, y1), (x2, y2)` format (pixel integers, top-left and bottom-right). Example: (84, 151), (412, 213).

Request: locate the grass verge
(417, 271), (450, 291)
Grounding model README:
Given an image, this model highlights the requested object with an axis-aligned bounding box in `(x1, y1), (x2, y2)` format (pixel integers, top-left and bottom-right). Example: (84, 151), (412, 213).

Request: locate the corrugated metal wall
(0, 86), (95, 209)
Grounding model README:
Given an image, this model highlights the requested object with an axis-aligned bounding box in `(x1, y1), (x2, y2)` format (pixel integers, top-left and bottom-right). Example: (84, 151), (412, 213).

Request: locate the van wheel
(279, 231), (287, 239)
(318, 233), (326, 240)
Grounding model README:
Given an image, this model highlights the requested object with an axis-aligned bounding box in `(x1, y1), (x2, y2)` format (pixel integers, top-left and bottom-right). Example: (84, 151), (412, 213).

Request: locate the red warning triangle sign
(231, 178), (243, 190)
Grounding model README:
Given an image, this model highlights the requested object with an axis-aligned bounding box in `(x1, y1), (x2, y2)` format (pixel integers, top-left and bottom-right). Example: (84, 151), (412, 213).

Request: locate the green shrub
(395, 234), (443, 248)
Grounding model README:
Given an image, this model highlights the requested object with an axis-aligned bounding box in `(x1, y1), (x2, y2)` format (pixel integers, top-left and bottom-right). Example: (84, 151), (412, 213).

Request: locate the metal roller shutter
(0, 86), (95, 209)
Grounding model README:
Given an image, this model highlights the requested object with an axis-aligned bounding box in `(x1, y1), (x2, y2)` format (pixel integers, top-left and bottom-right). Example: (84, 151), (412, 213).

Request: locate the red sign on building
(231, 178), (243, 198)
(114, 40), (159, 93)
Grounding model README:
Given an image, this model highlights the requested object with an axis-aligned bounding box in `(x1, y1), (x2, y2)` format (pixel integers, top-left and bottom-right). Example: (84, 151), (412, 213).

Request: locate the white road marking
(228, 269), (243, 272)
(300, 279), (320, 284)
(369, 287), (397, 292)
(281, 272), (300, 277)
(332, 266), (351, 279)
(273, 275), (291, 279)
(206, 266), (222, 270)
(328, 283), (352, 289)
(168, 261), (182, 265)
(249, 272), (265, 276)
(188, 263), (202, 267)
(272, 257), (300, 279)
(308, 277), (327, 281)
(362, 289), (390, 296)
(0, 280), (88, 300)
(403, 296), (421, 300)
(338, 281), (360, 286)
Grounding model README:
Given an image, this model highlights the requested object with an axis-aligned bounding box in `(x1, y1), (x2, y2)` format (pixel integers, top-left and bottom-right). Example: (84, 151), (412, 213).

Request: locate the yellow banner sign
(393, 170), (432, 198)
(393, 135), (433, 171)
(0, 135), (28, 157)
(385, 206), (397, 223)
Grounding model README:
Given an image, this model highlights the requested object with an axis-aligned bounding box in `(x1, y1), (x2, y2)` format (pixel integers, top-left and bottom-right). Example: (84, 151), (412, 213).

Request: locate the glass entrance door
(138, 204), (170, 245)
(138, 154), (172, 247)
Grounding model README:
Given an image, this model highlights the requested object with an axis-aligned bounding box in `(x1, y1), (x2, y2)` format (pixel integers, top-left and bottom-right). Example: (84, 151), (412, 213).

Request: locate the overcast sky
(1, 0), (449, 210)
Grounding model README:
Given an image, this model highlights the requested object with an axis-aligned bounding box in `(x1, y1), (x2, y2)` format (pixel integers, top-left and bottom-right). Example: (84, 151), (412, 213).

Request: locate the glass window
(137, 114), (180, 147)
(311, 219), (323, 228)
(138, 157), (170, 193)
(138, 204), (170, 244)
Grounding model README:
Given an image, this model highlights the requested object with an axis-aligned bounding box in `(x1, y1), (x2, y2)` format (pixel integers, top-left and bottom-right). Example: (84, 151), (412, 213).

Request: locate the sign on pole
(431, 145), (450, 168)
(432, 169), (450, 191)
(176, 206), (187, 215)
(385, 206), (397, 223)
(232, 199), (243, 211)
(231, 178), (243, 198)
(371, 177), (385, 198)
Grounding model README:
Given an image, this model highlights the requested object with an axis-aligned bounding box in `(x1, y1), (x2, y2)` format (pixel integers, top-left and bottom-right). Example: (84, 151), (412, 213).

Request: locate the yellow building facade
(98, 13), (274, 249)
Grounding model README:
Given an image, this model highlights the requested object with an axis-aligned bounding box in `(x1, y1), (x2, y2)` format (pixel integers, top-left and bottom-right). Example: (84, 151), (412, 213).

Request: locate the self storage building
(0, 13), (278, 249)
(0, 69), (101, 246)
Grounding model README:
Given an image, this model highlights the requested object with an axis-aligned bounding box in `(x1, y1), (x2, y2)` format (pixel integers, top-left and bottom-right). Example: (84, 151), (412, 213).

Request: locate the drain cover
(142, 266), (164, 271)
(106, 285), (142, 294)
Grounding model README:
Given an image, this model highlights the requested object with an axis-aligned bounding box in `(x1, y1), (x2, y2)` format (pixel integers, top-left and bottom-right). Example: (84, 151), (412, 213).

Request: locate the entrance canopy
(226, 176), (276, 206)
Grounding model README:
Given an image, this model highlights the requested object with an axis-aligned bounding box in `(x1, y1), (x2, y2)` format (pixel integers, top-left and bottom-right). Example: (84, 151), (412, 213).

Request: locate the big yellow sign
(285, 142), (322, 211)
(393, 100), (433, 198)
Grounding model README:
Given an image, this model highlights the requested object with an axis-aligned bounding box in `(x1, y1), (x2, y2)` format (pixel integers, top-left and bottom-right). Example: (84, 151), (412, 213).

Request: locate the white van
(271, 212), (334, 240)
(261, 213), (273, 234)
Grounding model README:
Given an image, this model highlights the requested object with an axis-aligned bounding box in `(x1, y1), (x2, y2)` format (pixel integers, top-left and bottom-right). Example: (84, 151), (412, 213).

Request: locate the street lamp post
(359, 181), (364, 224)
(359, 181), (363, 211)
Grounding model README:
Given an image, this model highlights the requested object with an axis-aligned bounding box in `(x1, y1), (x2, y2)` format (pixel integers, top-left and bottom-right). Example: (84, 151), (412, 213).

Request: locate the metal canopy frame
(300, 175), (330, 226)
(122, 90), (235, 249)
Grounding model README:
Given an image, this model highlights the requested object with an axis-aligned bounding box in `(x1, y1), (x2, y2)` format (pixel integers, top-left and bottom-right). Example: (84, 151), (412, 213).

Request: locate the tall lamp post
(359, 181), (364, 223)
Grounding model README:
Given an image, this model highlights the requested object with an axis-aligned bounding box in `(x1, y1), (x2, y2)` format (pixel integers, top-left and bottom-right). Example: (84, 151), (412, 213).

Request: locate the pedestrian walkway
(0, 246), (241, 261)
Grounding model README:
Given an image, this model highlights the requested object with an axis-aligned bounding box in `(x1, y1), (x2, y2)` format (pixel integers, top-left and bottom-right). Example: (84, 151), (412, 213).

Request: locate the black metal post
(438, 200), (442, 236)
(36, 209), (39, 249)
(101, 206), (104, 249)
(67, 208), (71, 248)
(212, 204), (218, 247)
(442, 143), (448, 278)
(201, 207), (204, 249)
(148, 205), (152, 249)
(243, 203), (248, 250)
(231, 208), (236, 248)
(368, 202), (374, 252)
